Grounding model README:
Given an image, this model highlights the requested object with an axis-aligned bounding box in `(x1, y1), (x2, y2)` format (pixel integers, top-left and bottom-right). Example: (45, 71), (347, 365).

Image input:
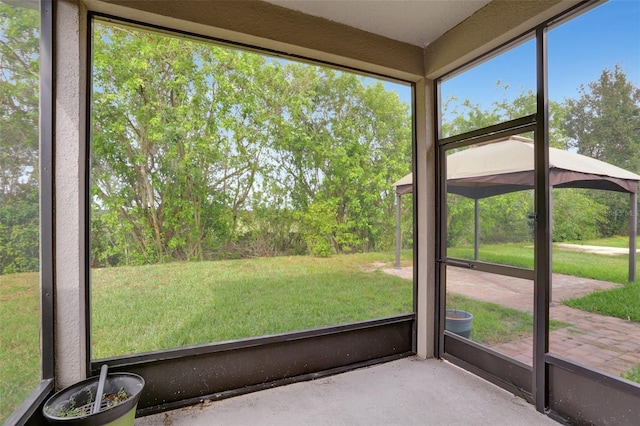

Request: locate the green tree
(271, 68), (411, 255)
(563, 65), (640, 236)
(0, 2), (40, 274)
(91, 22), (412, 265)
(442, 88), (567, 246)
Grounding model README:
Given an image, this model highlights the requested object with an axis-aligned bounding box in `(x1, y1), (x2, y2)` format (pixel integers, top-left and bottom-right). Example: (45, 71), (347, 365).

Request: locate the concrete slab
(135, 357), (556, 425)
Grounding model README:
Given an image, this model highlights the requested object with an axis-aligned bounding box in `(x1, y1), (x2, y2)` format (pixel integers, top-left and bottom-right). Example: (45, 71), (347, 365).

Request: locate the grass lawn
(0, 271), (41, 424)
(449, 242), (637, 285)
(566, 235), (632, 248)
(449, 238), (640, 323)
(447, 293), (567, 345)
(90, 252), (413, 359)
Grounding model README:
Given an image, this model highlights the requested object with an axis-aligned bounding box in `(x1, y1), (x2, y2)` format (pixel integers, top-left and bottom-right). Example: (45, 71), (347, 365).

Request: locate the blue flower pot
(445, 309), (473, 338)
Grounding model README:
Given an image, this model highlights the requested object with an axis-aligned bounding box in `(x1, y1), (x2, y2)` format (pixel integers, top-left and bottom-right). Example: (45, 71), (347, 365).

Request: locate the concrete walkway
(135, 357), (556, 425)
(384, 266), (640, 376)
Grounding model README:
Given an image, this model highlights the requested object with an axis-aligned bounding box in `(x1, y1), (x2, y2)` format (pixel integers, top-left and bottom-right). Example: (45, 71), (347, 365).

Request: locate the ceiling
(263, 0), (492, 47)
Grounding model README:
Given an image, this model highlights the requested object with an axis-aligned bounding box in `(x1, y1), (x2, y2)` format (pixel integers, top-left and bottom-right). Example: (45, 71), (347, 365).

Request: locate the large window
(89, 20), (414, 359)
(437, 0), (640, 400)
(438, 33), (540, 370)
(0, 0), (51, 423)
(548, 0), (640, 385)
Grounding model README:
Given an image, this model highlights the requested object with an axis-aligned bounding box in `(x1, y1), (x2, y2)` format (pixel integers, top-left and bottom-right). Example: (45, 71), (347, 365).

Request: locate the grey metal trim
(435, 116), (447, 357)
(441, 258), (534, 281)
(438, 115), (536, 148)
(630, 192), (637, 282)
(533, 25), (550, 413)
(40, 0), (55, 382)
(3, 379), (54, 426)
(98, 317), (414, 413)
(547, 354), (640, 425)
(443, 334), (533, 399)
(5, 3), (56, 424)
(92, 315), (414, 367)
(546, 354), (640, 397)
(411, 81), (418, 354)
(136, 353), (410, 417)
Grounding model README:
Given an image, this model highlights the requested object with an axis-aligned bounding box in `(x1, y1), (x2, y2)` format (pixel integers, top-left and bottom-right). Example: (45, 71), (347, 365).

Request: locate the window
(1, 0), (53, 423)
(548, 0), (640, 385)
(90, 20), (414, 359)
(440, 38), (536, 138)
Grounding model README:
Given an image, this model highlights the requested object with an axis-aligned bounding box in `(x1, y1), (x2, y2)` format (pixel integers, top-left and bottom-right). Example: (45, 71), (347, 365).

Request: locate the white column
(55, 0), (89, 388)
(416, 78), (436, 359)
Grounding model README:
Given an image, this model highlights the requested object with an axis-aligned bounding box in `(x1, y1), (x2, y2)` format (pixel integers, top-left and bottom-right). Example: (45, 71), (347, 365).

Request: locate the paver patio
(383, 266), (640, 379)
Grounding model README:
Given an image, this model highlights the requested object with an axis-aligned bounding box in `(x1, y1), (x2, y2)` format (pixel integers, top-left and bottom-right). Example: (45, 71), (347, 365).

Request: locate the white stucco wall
(54, 0), (89, 388)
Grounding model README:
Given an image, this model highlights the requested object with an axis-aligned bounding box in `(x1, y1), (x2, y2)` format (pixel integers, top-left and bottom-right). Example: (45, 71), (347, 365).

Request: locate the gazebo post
(474, 199), (480, 261)
(395, 192), (401, 269)
(630, 192), (637, 283)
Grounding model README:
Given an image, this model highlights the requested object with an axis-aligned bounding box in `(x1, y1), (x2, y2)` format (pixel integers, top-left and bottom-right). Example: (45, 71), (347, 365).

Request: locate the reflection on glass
(0, 0), (41, 422)
(548, 0), (640, 384)
(440, 39), (535, 138)
(90, 21), (414, 358)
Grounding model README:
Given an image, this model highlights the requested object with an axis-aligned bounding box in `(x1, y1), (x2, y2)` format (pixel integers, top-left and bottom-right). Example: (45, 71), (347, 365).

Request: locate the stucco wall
(55, 0), (88, 388)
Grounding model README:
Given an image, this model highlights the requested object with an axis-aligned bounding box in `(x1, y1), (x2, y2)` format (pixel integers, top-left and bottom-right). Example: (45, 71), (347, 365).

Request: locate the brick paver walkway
(383, 266), (640, 378)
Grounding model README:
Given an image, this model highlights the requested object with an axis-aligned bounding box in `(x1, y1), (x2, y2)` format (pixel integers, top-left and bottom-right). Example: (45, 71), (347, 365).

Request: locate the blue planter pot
(445, 309), (473, 338)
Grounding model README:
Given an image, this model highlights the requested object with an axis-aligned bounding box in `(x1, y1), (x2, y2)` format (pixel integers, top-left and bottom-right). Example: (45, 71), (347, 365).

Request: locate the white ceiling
(263, 0), (492, 47)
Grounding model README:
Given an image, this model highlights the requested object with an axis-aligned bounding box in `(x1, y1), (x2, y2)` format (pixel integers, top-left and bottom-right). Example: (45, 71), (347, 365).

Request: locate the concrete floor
(135, 357), (557, 425)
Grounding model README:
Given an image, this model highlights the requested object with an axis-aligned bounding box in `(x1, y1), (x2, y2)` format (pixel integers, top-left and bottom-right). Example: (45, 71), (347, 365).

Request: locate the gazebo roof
(393, 136), (640, 199)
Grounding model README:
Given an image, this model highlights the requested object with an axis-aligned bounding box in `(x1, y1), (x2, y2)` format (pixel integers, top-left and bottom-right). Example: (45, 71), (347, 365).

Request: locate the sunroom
(3, 0), (640, 425)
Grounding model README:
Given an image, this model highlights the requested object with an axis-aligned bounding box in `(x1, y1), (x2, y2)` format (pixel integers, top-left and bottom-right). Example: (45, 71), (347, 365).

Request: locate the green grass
(90, 252), (413, 358)
(622, 364), (640, 384)
(449, 238), (640, 323)
(449, 241), (637, 285)
(0, 272), (41, 424)
(564, 281), (640, 321)
(566, 235), (631, 248)
(447, 293), (567, 345)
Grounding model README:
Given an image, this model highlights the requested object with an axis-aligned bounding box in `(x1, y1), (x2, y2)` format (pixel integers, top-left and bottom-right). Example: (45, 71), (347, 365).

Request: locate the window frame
(4, 0), (55, 423)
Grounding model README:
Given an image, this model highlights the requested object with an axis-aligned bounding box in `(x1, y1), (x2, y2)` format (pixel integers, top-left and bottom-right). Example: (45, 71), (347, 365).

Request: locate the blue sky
(386, 0), (639, 109)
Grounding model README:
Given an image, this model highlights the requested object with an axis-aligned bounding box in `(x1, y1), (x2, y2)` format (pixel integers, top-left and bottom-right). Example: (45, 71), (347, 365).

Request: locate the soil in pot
(43, 373), (144, 426)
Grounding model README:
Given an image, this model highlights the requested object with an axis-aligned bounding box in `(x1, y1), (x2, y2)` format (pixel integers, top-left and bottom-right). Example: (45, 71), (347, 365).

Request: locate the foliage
(0, 2), (40, 274)
(552, 188), (607, 242)
(443, 89), (569, 248)
(442, 87), (568, 148)
(90, 23), (412, 266)
(563, 65), (640, 236)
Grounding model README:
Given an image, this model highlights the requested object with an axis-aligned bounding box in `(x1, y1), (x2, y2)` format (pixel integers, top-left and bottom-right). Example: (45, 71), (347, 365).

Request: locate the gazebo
(393, 136), (639, 282)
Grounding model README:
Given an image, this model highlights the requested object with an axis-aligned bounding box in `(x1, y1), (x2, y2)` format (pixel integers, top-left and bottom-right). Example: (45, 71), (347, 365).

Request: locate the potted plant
(43, 366), (144, 426)
(445, 309), (473, 338)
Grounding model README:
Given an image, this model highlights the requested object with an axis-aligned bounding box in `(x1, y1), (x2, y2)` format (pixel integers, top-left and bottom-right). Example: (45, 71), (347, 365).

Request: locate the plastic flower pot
(42, 373), (144, 426)
(445, 309), (473, 338)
